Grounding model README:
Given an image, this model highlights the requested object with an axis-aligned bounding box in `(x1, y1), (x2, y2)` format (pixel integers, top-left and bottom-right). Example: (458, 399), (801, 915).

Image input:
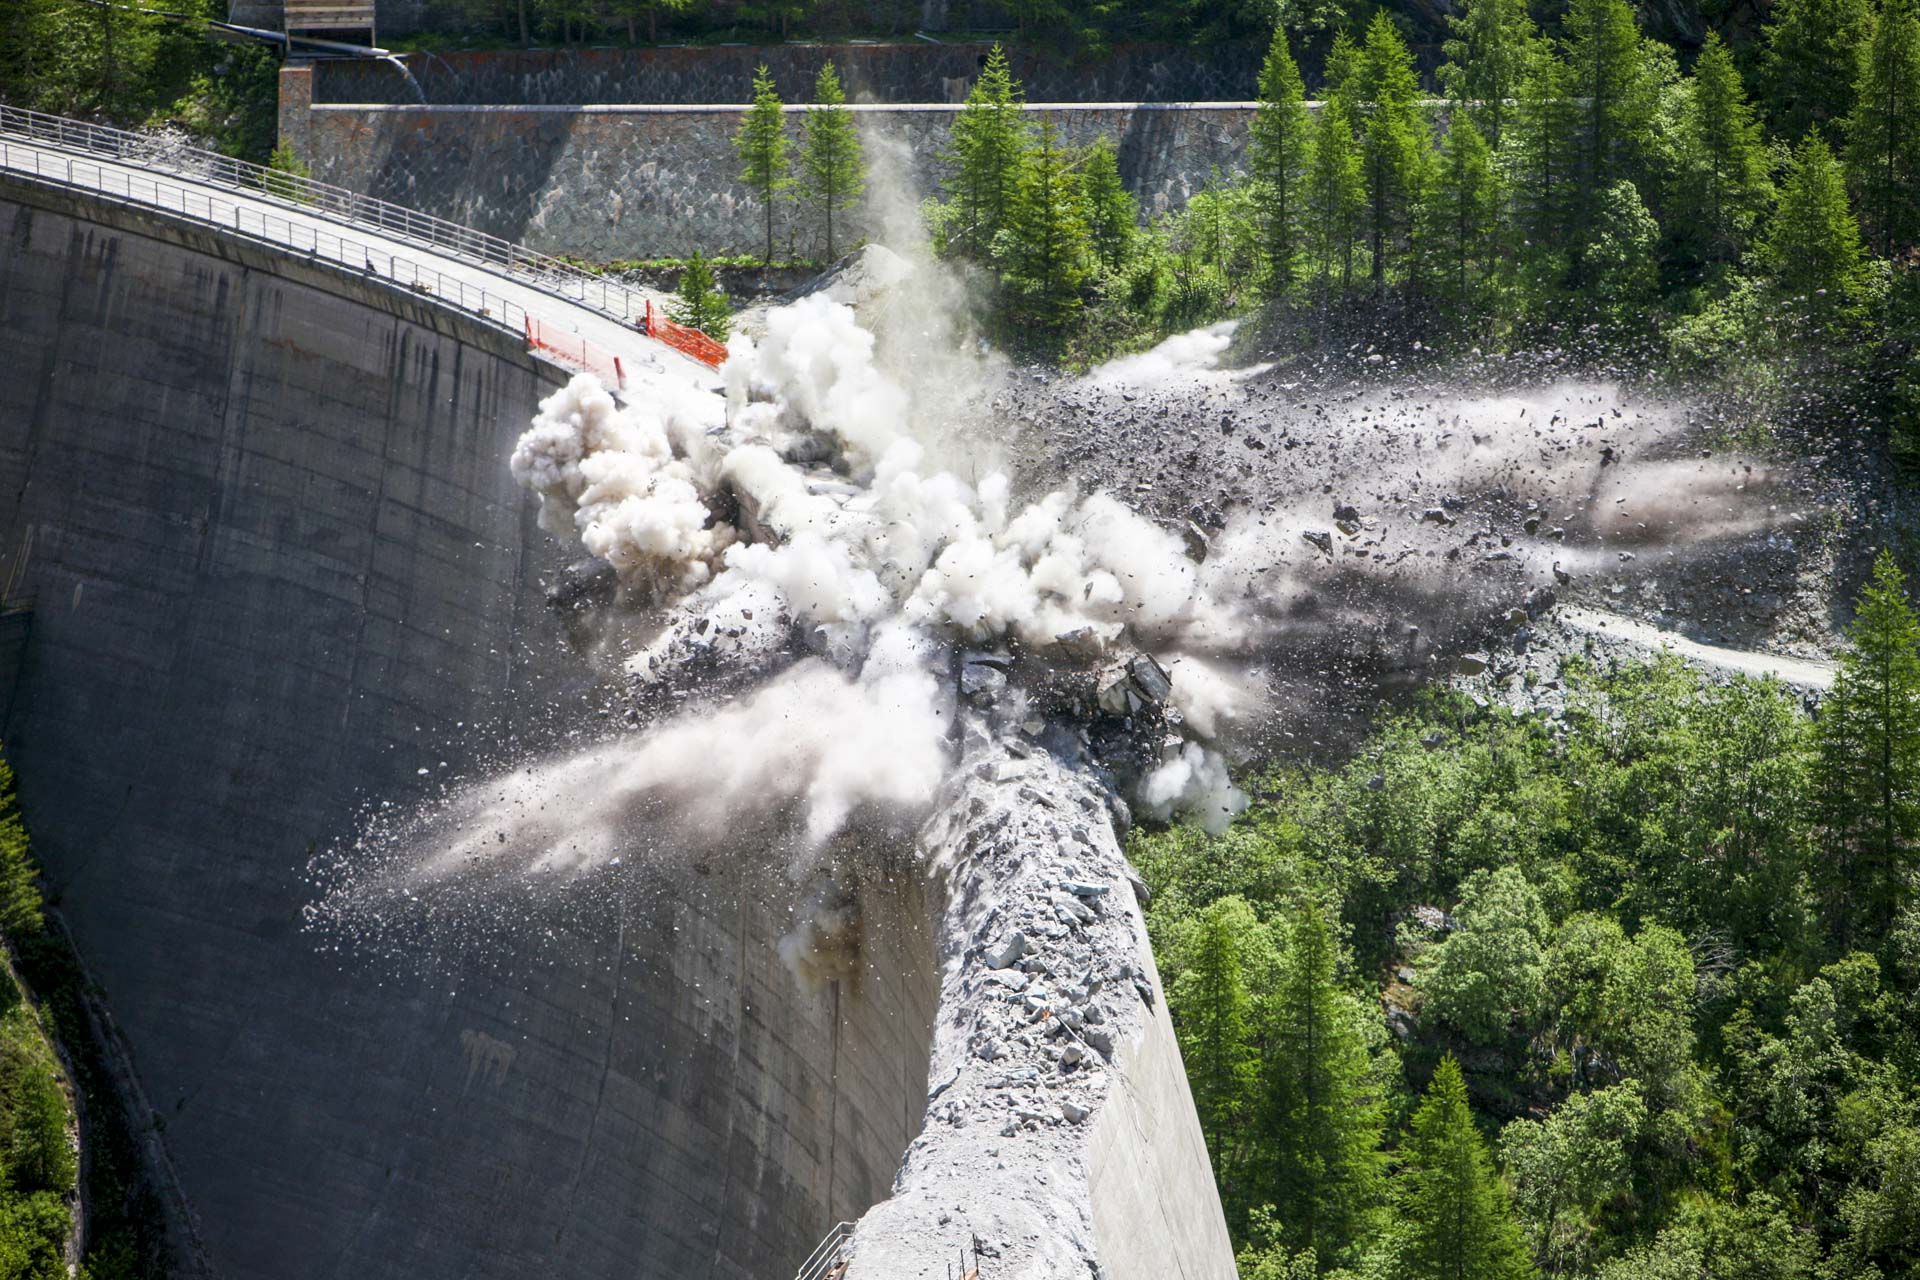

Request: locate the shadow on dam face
(0, 179), (942, 1278)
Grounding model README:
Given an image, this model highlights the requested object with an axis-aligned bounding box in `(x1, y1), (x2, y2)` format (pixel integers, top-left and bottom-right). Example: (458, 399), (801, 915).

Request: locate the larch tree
(944, 44), (1027, 259)
(1355, 13), (1430, 291)
(1250, 28), (1311, 296)
(1078, 137), (1137, 273)
(1764, 134), (1868, 329)
(1306, 96), (1368, 297)
(1169, 895), (1268, 1229)
(1398, 1057), (1534, 1280)
(732, 64), (790, 266)
(1762, 0), (1872, 141)
(799, 61), (864, 261)
(1845, 0), (1920, 256)
(665, 251), (731, 342)
(1560, 0), (1656, 260)
(1677, 33), (1773, 268)
(1505, 44), (1583, 279)
(1815, 550), (1920, 947)
(0, 759), (42, 939)
(1419, 115), (1504, 316)
(1004, 121), (1090, 332)
(1260, 900), (1386, 1270)
(1438, 0), (1538, 147)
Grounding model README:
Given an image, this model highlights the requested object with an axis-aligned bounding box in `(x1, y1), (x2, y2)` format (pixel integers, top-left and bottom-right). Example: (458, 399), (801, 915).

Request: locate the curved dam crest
(0, 175), (948, 1278)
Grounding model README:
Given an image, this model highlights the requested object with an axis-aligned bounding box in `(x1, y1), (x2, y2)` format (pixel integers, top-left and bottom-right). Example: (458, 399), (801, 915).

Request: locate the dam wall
(283, 86), (1254, 260)
(0, 174), (938, 1279)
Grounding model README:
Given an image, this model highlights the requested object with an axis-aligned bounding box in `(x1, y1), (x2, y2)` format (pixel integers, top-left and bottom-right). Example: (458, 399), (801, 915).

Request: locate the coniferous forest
(1133, 552), (1920, 1280)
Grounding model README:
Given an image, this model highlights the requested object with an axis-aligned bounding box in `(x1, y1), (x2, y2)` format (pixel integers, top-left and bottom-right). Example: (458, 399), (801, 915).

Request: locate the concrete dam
(0, 109), (1233, 1278)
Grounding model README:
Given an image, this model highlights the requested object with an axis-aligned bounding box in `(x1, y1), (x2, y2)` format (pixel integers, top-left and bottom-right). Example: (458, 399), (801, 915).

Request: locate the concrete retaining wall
(290, 98), (1255, 260)
(0, 176), (938, 1280)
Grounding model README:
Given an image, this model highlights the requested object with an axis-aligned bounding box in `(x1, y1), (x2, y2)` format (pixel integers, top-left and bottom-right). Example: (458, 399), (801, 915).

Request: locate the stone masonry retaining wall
(310, 41), (1267, 106)
(291, 96), (1255, 260)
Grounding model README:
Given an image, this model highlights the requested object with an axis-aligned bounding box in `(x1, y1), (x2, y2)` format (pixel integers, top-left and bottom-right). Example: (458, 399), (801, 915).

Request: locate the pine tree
(1079, 137), (1136, 273)
(1560, 0), (1657, 260)
(0, 758), (42, 940)
(1003, 121), (1090, 333)
(1398, 1057), (1534, 1280)
(1815, 550), (1920, 946)
(1585, 179), (1660, 325)
(1765, 134), (1867, 328)
(1676, 33), (1773, 268)
(1845, 0), (1920, 257)
(1170, 896), (1265, 1224)
(1762, 0), (1872, 141)
(799, 61), (864, 261)
(1306, 97), (1368, 298)
(1324, 30), (1362, 112)
(1250, 28), (1312, 296)
(733, 64), (790, 266)
(1355, 13), (1431, 291)
(666, 251), (732, 342)
(1438, 0), (1538, 147)
(944, 44), (1027, 260)
(1419, 116), (1505, 317)
(1505, 44), (1583, 282)
(9, 1068), (73, 1195)
(1260, 900), (1385, 1269)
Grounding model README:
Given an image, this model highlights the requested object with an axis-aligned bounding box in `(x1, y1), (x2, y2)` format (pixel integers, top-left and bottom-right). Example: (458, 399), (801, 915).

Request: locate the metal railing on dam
(0, 104), (649, 331)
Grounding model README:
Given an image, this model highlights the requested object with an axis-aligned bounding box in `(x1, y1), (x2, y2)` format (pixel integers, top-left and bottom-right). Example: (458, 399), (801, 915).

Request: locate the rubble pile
(842, 728), (1180, 1279)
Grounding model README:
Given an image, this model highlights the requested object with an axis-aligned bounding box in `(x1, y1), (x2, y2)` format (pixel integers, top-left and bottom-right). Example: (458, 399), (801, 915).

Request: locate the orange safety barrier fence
(643, 300), (729, 369)
(525, 315), (626, 390)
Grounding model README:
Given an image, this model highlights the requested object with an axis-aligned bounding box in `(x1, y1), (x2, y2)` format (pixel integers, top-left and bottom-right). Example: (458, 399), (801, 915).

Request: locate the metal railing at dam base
(0, 103), (647, 328)
(793, 1221), (854, 1280)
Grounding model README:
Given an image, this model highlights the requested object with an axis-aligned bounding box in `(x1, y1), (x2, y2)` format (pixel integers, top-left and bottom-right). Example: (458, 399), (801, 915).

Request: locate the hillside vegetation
(1133, 552), (1920, 1279)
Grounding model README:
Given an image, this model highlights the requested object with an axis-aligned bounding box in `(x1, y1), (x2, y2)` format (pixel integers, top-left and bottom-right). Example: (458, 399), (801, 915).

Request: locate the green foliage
(1259, 900), (1387, 1270)
(1844, 0), (1920, 257)
(1354, 13), (1428, 291)
(1418, 867), (1549, 1045)
(1762, 0), (1872, 141)
(0, 764), (42, 943)
(1305, 97), (1368, 298)
(1815, 550), (1920, 946)
(665, 251), (732, 341)
(1396, 1057), (1534, 1280)
(1250, 29), (1311, 295)
(1765, 135), (1869, 333)
(1673, 34), (1772, 269)
(1559, 0), (1659, 272)
(1439, 0), (1538, 147)
(733, 65), (791, 266)
(1000, 121), (1092, 333)
(1504, 1083), (1648, 1275)
(1167, 895), (1273, 1222)
(1582, 180), (1660, 327)
(798, 61), (864, 261)
(1138, 617), (1920, 1271)
(0, 0), (279, 160)
(1418, 116), (1505, 318)
(1079, 137), (1137, 274)
(942, 45), (1028, 261)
